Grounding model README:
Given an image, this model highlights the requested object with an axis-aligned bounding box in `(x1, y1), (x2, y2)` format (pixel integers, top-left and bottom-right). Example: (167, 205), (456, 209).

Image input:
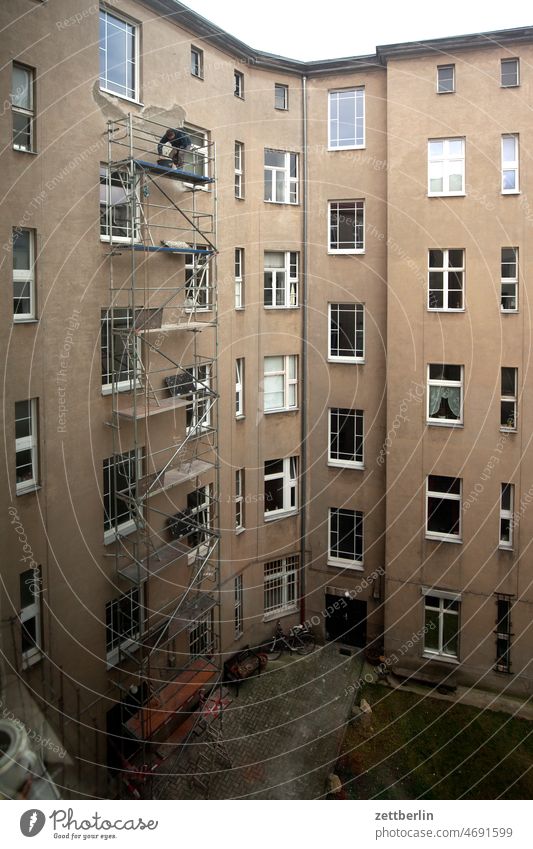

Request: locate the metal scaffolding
(104, 114), (221, 795)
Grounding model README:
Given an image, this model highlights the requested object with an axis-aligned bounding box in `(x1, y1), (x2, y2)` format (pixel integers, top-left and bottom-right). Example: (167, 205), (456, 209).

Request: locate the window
(185, 250), (210, 310)
(235, 469), (245, 531)
(12, 63), (34, 151)
(501, 367), (517, 430)
(264, 457), (298, 518)
(427, 365), (463, 424)
(328, 88), (364, 149)
(103, 449), (140, 541)
(234, 574), (244, 637)
(501, 58), (519, 87)
(501, 247), (518, 312)
(264, 150), (298, 204)
(106, 588), (142, 664)
(264, 251), (298, 308)
(423, 590), (460, 659)
(495, 595), (512, 673)
(329, 508), (363, 567)
(15, 399), (38, 494)
(264, 555), (298, 616)
(329, 409), (364, 467)
(234, 141), (244, 198)
(189, 610), (214, 658)
(234, 70), (244, 98)
(328, 201), (364, 253)
(99, 10), (137, 101)
(235, 248), (244, 308)
(263, 355), (298, 412)
(191, 46), (203, 78)
(275, 83), (288, 110)
(20, 568), (42, 668)
(500, 483), (514, 549)
(428, 138), (465, 195)
(328, 303), (364, 362)
(501, 134), (519, 193)
(235, 358), (244, 417)
(426, 475), (462, 541)
(100, 166), (138, 242)
(101, 308), (140, 393)
(182, 124), (209, 178)
(13, 228), (35, 320)
(428, 249), (464, 310)
(187, 485), (211, 549)
(186, 364), (211, 432)
(437, 65), (455, 93)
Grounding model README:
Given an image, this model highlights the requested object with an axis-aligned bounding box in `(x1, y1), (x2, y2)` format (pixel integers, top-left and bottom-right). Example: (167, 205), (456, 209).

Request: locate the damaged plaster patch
(92, 80), (128, 122)
(92, 82), (186, 130)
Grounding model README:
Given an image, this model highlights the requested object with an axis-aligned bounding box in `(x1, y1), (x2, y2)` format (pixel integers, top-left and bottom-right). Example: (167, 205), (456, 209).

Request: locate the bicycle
(265, 621), (316, 660)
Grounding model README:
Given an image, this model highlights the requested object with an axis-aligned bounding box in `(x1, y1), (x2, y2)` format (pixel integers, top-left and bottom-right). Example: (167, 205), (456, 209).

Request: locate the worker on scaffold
(157, 127), (192, 169)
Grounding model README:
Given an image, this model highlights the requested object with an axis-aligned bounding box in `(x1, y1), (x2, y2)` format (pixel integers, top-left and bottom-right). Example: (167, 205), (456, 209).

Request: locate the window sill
(235, 306), (245, 311)
(427, 308), (465, 314)
(264, 510), (298, 523)
(275, 107), (289, 112)
(500, 427), (517, 434)
(327, 249), (365, 255)
(327, 357), (365, 365)
(502, 191), (520, 196)
(191, 73), (204, 81)
(264, 200), (299, 207)
(235, 195), (245, 201)
(327, 144), (366, 152)
(427, 420), (463, 428)
(235, 414), (245, 421)
(264, 305), (299, 310)
(422, 652), (460, 665)
(101, 382), (140, 396)
(263, 606), (298, 623)
(22, 650), (43, 670)
(99, 86), (143, 107)
(104, 519), (138, 546)
(13, 318), (39, 325)
(328, 461), (365, 470)
(501, 309), (518, 314)
(106, 638), (141, 669)
(13, 148), (38, 156)
(428, 193), (466, 198)
(264, 408), (299, 415)
(436, 90), (455, 95)
(235, 527), (245, 536)
(16, 483), (41, 497)
(501, 84), (519, 89)
(327, 558), (364, 570)
(425, 533), (462, 544)
(498, 544), (514, 552)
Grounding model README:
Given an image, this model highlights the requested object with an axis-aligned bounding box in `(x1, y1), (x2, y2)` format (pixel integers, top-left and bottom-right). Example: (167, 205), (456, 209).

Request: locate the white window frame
(274, 83), (289, 110)
(501, 134), (519, 194)
(235, 358), (244, 418)
(437, 64), (455, 94)
(99, 9), (139, 103)
(328, 200), (365, 253)
(101, 308), (141, 395)
(501, 367), (518, 431)
(186, 484), (211, 560)
(264, 150), (299, 204)
(20, 568), (42, 668)
(328, 408), (364, 468)
(234, 141), (244, 199)
(264, 457), (298, 520)
(328, 303), (365, 363)
(185, 250), (211, 311)
(235, 468), (245, 532)
(100, 165), (140, 243)
(422, 588), (461, 660)
(428, 249), (465, 311)
(501, 247), (518, 312)
(234, 573), (244, 637)
(428, 138), (465, 196)
(12, 63), (35, 152)
(501, 58), (519, 88)
(13, 228), (35, 321)
(264, 555), (298, 618)
(264, 251), (298, 308)
(499, 483), (514, 550)
(182, 123), (210, 181)
(189, 609), (214, 658)
(186, 364), (211, 433)
(328, 87), (365, 149)
(328, 507), (364, 569)
(427, 365), (463, 426)
(495, 596), (513, 673)
(234, 70), (244, 99)
(15, 399), (38, 495)
(263, 355), (298, 413)
(426, 475), (462, 542)
(235, 247), (244, 308)
(103, 448), (142, 544)
(105, 586), (143, 667)
(191, 45), (204, 79)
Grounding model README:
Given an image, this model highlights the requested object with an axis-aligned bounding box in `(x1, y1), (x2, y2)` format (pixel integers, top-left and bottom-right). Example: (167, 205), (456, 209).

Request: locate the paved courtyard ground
(153, 644), (362, 800)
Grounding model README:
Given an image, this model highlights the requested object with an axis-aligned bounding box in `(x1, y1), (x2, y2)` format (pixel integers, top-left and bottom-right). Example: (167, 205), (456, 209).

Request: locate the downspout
(300, 75), (308, 623)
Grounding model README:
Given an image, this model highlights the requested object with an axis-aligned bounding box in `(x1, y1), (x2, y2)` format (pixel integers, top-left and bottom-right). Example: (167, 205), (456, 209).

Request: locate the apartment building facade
(1, 0), (532, 792)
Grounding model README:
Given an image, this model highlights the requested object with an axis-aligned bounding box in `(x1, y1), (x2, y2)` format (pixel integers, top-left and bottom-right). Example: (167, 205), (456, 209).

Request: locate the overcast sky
(179, 0), (533, 61)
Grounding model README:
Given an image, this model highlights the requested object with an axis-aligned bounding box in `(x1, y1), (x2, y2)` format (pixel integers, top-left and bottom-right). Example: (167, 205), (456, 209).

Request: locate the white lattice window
(264, 251), (298, 308)
(264, 150), (298, 204)
(264, 457), (298, 519)
(15, 399), (39, 494)
(263, 355), (298, 412)
(264, 556), (298, 616)
(13, 228), (35, 320)
(328, 88), (364, 148)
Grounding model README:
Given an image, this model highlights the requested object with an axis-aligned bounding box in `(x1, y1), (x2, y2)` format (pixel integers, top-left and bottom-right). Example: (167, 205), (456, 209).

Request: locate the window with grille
(264, 556), (298, 616)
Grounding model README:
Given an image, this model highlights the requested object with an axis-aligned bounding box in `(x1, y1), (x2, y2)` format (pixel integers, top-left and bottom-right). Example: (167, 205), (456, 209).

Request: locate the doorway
(325, 595), (367, 647)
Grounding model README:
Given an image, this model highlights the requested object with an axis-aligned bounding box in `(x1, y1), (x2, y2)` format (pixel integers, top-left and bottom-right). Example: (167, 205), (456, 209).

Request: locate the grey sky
(179, 0), (533, 61)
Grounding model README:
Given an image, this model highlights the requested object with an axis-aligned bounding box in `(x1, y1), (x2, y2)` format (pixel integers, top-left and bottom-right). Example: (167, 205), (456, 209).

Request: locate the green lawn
(336, 684), (533, 799)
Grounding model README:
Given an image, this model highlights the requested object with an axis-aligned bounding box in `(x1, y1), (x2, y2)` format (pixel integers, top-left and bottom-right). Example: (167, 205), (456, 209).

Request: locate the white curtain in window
(429, 386), (461, 417)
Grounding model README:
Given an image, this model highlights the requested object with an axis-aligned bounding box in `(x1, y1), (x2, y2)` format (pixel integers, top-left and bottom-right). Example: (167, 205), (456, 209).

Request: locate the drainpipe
(300, 75), (308, 624)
